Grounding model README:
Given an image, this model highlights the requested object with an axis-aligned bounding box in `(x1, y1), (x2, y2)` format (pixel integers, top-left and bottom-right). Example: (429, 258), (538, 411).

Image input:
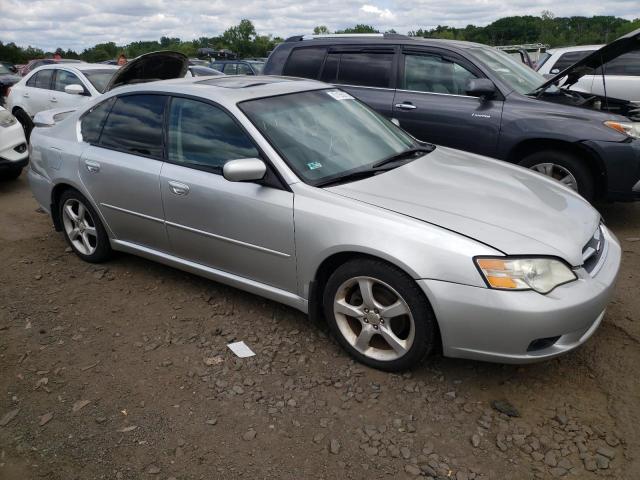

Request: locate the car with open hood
(264, 29), (640, 202)
(0, 62), (21, 106)
(26, 69), (620, 371)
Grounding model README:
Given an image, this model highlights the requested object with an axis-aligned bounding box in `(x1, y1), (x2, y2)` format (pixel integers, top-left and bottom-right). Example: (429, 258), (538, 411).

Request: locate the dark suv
(264, 32), (640, 201)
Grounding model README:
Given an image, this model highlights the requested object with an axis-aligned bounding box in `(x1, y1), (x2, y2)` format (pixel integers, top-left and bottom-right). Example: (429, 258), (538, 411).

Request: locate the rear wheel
(59, 190), (111, 263)
(322, 258), (437, 371)
(519, 150), (595, 201)
(13, 108), (33, 142)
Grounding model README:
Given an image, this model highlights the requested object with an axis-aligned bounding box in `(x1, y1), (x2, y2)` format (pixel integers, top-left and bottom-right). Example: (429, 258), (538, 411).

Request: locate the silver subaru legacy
(27, 53), (621, 371)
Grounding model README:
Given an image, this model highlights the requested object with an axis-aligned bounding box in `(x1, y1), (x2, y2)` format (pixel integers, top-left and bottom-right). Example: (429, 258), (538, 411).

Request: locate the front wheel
(519, 150), (595, 201)
(322, 258), (437, 371)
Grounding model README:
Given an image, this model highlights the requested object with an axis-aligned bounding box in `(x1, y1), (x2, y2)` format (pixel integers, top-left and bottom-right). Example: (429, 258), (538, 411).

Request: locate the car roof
(548, 45), (604, 54)
(30, 63), (117, 73)
(104, 75), (328, 106)
(281, 35), (488, 50)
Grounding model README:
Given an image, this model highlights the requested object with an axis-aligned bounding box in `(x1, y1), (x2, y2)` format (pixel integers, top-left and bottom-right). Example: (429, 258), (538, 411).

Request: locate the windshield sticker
(307, 161), (322, 170)
(327, 90), (354, 101)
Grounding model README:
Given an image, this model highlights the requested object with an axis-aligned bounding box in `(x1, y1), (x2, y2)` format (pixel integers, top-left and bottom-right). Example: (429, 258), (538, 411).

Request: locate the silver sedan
(27, 73), (621, 371)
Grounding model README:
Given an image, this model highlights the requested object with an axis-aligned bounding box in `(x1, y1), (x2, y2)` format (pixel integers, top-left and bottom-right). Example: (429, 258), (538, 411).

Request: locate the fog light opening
(527, 336), (561, 352)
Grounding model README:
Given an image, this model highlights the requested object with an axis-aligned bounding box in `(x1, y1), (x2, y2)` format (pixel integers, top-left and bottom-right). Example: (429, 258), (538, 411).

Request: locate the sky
(0, 0), (638, 52)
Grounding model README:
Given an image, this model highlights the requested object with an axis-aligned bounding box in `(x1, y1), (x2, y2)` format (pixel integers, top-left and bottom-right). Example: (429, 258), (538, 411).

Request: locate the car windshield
(80, 69), (116, 93)
(469, 47), (553, 95)
(249, 62), (264, 74)
(240, 89), (419, 185)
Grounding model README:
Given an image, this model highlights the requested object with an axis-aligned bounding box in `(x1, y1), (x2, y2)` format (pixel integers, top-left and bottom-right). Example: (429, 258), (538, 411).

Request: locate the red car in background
(18, 58), (83, 76)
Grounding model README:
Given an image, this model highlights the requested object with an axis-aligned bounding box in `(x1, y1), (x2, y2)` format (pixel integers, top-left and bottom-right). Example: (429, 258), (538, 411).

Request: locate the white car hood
(328, 147), (600, 266)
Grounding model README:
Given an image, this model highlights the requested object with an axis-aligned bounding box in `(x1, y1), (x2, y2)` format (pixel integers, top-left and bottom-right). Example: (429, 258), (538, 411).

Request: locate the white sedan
(6, 63), (118, 140)
(0, 106), (28, 180)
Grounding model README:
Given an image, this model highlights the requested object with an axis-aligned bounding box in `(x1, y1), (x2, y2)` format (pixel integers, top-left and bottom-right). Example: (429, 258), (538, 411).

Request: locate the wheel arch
(50, 182), (108, 235)
(507, 138), (606, 199)
(308, 251), (443, 351)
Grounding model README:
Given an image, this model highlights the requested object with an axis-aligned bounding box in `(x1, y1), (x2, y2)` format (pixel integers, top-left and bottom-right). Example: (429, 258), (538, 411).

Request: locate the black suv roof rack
(284, 33), (410, 42)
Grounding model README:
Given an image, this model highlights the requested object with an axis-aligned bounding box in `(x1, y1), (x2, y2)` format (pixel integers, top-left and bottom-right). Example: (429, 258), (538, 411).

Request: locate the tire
(519, 150), (595, 201)
(0, 167), (22, 181)
(58, 189), (111, 263)
(322, 258), (437, 371)
(13, 108), (33, 142)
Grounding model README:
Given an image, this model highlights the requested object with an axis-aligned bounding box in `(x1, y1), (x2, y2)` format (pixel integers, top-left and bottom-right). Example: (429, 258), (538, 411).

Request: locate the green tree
(313, 25), (330, 35)
(336, 24), (379, 34)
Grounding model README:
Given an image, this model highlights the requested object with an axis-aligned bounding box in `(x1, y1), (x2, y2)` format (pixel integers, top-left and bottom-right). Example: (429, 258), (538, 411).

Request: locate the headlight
(475, 257), (577, 294)
(0, 110), (17, 128)
(604, 120), (640, 139)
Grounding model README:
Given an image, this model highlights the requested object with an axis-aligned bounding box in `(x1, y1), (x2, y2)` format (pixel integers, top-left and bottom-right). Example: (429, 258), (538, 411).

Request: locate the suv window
(100, 94), (166, 158)
(596, 50), (640, 76)
(237, 63), (253, 75)
(322, 52), (393, 88)
(28, 69), (54, 89)
(80, 97), (115, 144)
(283, 47), (327, 78)
(403, 54), (477, 95)
(223, 63), (238, 75)
(54, 70), (84, 93)
(551, 50), (595, 73)
(167, 97), (258, 171)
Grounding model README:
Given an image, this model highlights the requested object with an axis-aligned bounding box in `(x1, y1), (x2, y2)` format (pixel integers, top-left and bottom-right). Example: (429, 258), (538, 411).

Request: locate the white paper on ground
(227, 341), (256, 358)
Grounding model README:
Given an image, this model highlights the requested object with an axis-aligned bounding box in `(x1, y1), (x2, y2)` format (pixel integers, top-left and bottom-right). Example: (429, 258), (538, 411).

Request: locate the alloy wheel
(62, 198), (98, 256)
(333, 276), (415, 361)
(530, 162), (579, 191)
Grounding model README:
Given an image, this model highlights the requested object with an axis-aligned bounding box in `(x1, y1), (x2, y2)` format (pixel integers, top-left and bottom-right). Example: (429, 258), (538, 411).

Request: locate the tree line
(1, 13), (639, 65)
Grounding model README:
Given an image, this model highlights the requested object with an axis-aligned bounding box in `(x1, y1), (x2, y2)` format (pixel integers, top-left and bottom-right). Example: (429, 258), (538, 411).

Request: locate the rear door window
(327, 52), (394, 88)
(29, 70), (54, 89)
(236, 63), (253, 75)
(283, 47), (327, 79)
(596, 50), (640, 76)
(99, 94), (167, 158)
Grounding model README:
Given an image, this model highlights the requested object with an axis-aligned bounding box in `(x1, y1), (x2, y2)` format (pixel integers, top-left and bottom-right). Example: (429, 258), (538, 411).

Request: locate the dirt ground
(1, 172), (639, 480)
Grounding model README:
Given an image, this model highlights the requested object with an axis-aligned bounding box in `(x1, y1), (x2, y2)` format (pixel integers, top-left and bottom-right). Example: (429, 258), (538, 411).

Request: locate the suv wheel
(59, 190), (111, 263)
(519, 150), (595, 201)
(323, 258), (437, 371)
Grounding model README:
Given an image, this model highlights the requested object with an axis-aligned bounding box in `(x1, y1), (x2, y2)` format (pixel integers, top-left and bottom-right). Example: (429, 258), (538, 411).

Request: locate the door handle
(23, 93), (29, 98)
(50, 97), (58, 103)
(395, 103), (417, 110)
(84, 160), (100, 173)
(168, 180), (190, 196)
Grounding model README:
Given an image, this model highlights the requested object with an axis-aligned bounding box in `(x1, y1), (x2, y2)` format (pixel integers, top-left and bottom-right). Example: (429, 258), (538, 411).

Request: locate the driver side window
(403, 54), (477, 96)
(167, 97), (259, 172)
(54, 70), (85, 93)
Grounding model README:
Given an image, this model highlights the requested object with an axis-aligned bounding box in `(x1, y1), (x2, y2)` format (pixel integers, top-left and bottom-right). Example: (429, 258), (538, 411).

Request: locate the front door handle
(168, 181), (190, 196)
(50, 97), (58, 103)
(395, 103), (417, 110)
(23, 92), (29, 98)
(84, 160), (100, 173)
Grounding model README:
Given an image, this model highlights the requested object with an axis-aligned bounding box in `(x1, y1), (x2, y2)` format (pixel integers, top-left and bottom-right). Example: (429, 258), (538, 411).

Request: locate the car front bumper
(0, 120), (28, 167)
(418, 226), (621, 363)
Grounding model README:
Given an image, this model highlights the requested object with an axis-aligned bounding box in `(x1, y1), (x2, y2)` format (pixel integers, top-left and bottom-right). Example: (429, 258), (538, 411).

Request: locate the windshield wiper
(315, 168), (388, 187)
(372, 146), (433, 168)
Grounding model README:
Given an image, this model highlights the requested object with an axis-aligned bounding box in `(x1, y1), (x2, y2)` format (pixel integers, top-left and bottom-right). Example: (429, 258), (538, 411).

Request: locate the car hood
(327, 147), (600, 266)
(538, 27), (640, 91)
(105, 51), (188, 91)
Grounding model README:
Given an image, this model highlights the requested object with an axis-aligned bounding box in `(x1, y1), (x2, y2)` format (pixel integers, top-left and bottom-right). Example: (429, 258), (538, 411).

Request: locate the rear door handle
(395, 103), (417, 110)
(23, 92), (29, 98)
(50, 97), (58, 103)
(84, 160), (100, 173)
(168, 180), (190, 196)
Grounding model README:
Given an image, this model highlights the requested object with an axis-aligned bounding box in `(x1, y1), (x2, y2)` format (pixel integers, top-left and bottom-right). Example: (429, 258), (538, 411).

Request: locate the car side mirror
(64, 84), (85, 95)
(223, 158), (267, 182)
(466, 79), (497, 99)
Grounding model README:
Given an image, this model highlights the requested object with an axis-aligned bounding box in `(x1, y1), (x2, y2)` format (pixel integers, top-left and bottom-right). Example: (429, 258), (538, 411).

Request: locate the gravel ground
(1, 172), (639, 480)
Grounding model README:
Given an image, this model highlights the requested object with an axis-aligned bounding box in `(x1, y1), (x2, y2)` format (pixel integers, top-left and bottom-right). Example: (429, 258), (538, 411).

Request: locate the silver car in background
(27, 55), (621, 371)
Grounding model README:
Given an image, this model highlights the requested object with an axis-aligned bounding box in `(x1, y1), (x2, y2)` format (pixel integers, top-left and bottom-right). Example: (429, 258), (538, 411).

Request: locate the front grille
(582, 225), (605, 274)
